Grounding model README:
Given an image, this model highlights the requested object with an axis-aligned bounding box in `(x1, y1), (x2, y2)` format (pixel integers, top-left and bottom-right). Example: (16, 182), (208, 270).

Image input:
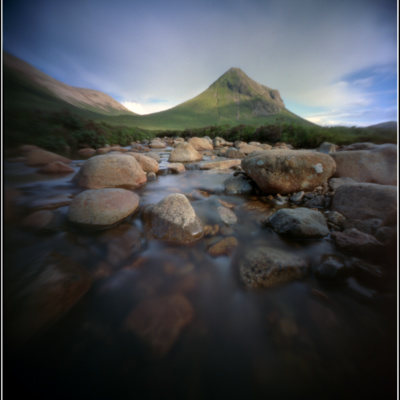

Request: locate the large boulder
(187, 137), (213, 151)
(241, 150), (336, 194)
(236, 245), (308, 289)
(331, 144), (397, 185)
(330, 182), (397, 223)
(268, 207), (329, 238)
(68, 188), (140, 228)
(143, 193), (204, 243)
(127, 152), (159, 173)
(75, 153), (147, 189)
(168, 142), (203, 163)
(24, 147), (71, 166)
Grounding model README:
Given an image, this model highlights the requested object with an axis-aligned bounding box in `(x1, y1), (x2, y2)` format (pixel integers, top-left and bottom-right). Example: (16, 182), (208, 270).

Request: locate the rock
(187, 137), (214, 151)
(342, 218), (383, 235)
(328, 177), (357, 192)
(315, 256), (349, 280)
(39, 161), (75, 173)
(6, 252), (91, 344)
(224, 174), (253, 194)
(143, 193), (204, 243)
(207, 236), (238, 257)
(241, 150), (336, 194)
(340, 142), (378, 151)
(268, 208), (329, 238)
(123, 293), (194, 356)
(200, 159), (242, 170)
(217, 206), (238, 225)
(168, 142), (203, 163)
(325, 211), (346, 229)
(31, 194), (74, 210)
(147, 172), (157, 181)
(149, 139), (167, 149)
(68, 188), (140, 228)
(317, 142), (338, 154)
(236, 143), (264, 154)
(145, 152), (162, 162)
(331, 144), (397, 185)
(127, 152), (159, 173)
(236, 245), (308, 289)
(303, 195), (326, 208)
(168, 163), (186, 174)
(330, 182), (397, 222)
(225, 147), (246, 158)
(96, 147), (111, 154)
(21, 210), (55, 230)
(331, 228), (384, 258)
(78, 148), (96, 158)
(75, 153), (147, 189)
(24, 147), (71, 166)
(289, 191), (305, 203)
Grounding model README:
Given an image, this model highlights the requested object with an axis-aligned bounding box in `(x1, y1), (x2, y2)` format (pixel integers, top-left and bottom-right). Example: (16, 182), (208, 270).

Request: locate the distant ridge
(4, 53), (313, 129)
(366, 121), (397, 130)
(3, 52), (133, 115)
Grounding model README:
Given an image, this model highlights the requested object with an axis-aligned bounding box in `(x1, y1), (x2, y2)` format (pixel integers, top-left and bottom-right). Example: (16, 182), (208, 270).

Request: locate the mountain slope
(3, 52), (134, 116)
(104, 68), (312, 129)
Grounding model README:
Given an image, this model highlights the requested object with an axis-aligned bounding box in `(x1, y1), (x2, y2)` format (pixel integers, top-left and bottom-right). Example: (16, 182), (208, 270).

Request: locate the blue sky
(3, 0), (398, 126)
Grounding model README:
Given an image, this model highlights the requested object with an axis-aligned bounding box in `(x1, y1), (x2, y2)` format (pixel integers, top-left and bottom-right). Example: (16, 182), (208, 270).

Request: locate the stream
(3, 146), (397, 400)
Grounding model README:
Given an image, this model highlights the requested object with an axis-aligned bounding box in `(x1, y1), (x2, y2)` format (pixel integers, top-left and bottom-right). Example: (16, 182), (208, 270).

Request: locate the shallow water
(3, 148), (397, 400)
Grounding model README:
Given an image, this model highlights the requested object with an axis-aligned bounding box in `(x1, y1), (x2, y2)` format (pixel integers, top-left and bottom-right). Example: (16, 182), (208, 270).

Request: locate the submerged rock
(68, 188), (140, 228)
(39, 161), (75, 173)
(268, 207), (329, 238)
(224, 174), (253, 194)
(123, 293), (194, 356)
(143, 193), (204, 243)
(241, 149), (336, 194)
(237, 245), (308, 289)
(75, 153), (147, 189)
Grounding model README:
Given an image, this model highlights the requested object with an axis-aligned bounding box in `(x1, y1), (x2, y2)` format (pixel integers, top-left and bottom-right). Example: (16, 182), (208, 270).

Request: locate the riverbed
(3, 146), (397, 400)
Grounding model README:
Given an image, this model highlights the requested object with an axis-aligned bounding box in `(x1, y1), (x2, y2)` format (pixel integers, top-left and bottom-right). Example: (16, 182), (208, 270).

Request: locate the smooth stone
(200, 159), (242, 170)
(127, 152), (159, 174)
(39, 161), (75, 173)
(241, 149), (336, 194)
(78, 148), (96, 158)
(268, 207), (329, 238)
(237, 245), (308, 289)
(68, 188), (140, 228)
(187, 137), (214, 151)
(168, 142), (203, 163)
(75, 153), (147, 189)
(143, 193), (204, 243)
(24, 147), (71, 166)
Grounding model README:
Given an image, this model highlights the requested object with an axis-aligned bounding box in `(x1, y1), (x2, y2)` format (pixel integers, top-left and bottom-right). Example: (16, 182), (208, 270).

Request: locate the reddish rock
(24, 147), (71, 166)
(78, 148), (96, 157)
(40, 161), (74, 173)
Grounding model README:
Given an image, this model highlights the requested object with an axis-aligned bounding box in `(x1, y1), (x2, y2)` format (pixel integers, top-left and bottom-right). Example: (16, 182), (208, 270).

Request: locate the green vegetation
(3, 109), (153, 151)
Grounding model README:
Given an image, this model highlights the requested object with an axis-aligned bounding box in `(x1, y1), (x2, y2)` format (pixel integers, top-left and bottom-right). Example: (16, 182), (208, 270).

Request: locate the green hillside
(101, 68), (312, 130)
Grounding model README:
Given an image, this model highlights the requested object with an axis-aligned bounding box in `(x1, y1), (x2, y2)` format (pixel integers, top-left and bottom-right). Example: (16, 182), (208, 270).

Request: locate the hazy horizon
(3, 0), (398, 126)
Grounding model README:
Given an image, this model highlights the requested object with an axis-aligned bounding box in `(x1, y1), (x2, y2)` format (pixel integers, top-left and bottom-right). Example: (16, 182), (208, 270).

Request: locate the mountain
(3, 53), (311, 130)
(366, 121), (397, 130)
(3, 52), (133, 116)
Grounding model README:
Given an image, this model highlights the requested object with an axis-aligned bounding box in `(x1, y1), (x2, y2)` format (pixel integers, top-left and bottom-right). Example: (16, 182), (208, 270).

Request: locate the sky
(2, 0), (398, 126)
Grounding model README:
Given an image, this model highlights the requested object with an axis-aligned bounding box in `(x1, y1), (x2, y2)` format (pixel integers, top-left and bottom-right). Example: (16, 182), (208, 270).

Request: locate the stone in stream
(330, 182), (397, 223)
(75, 153), (147, 189)
(5, 252), (92, 345)
(123, 293), (194, 356)
(224, 174), (254, 194)
(241, 149), (336, 194)
(23, 146), (72, 166)
(236, 245), (308, 289)
(187, 137), (214, 151)
(200, 159), (242, 170)
(268, 207), (329, 238)
(149, 138), (167, 149)
(126, 152), (159, 174)
(68, 188), (140, 228)
(143, 193), (204, 243)
(21, 210), (55, 230)
(168, 142), (203, 163)
(77, 148), (96, 158)
(331, 228), (384, 258)
(39, 161), (75, 173)
(168, 163), (186, 174)
(331, 143), (397, 185)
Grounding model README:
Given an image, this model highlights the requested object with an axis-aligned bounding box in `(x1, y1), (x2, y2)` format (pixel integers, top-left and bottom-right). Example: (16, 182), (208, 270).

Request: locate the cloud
(3, 0), (397, 126)
(121, 100), (174, 115)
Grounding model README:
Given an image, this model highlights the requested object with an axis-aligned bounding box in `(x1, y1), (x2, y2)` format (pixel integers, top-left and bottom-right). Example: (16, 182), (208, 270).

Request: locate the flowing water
(3, 147), (398, 400)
